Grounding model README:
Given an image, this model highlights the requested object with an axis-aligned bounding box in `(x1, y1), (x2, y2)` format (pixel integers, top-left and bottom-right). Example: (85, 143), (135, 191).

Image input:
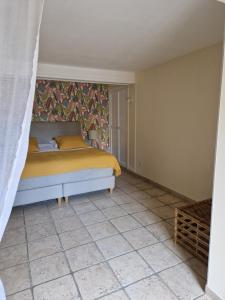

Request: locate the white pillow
(38, 140), (58, 152)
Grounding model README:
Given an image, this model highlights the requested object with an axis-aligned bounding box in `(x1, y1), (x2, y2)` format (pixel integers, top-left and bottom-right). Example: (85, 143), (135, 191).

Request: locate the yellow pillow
(54, 135), (89, 150)
(28, 137), (39, 153)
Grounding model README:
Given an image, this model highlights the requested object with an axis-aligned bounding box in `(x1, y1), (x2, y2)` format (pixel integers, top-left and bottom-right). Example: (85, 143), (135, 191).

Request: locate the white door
(109, 87), (128, 167)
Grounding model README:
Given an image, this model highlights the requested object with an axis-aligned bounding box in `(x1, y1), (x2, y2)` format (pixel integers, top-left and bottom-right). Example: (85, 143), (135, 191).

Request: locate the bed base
(14, 169), (115, 207)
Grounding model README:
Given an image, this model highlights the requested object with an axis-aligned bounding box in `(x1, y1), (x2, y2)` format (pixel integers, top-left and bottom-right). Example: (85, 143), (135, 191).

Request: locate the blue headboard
(30, 122), (81, 143)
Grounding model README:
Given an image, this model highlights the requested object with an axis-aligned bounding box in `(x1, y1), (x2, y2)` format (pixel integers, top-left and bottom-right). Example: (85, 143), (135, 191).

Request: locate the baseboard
(123, 167), (195, 203)
(126, 166), (136, 173)
(205, 286), (223, 300)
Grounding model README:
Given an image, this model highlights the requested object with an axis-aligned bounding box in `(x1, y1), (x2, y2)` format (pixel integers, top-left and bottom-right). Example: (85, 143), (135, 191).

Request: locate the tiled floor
(0, 171), (208, 300)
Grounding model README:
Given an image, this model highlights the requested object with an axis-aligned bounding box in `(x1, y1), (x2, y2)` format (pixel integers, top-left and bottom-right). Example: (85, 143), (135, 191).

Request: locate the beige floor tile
(186, 257), (208, 279)
(147, 221), (173, 241)
(0, 227), (26, 248)
(30, 252), (70, 286)
(125, 275), (177, 300)
(123, 227), (158, 249)
(24, 210), (50, 226)
(135, 182), (154, 190)
(26, 222), (56, 242)
(139, 243), (181, 272)
(54, 215), (83, 234)
(113, 186), (125, 191)
(50, 206), (75, 220)
(137, 198), (165, 209)
(115, 179), (129, 188)
(79, 210), (106, 226)
(110, 215), (141, 233)
(109, 252), (153, 286)
(24, 203), (48, 213)
(10, 207), (23, 218)
(151, 206), (175, 219)
(159, 263), (205, 300)
(120, 185), (139, 194)
(130, 191), (149, 201)
(59, 227), (92, 250)
(110, 194), (134, 205)
(92, 198), (117, 209)
(69, 194), (90, 204)
(88, 191), (110, 201)
(33, 275), (80, 300)
(86, 221), (118, 240)
(102, 206), (128, 219)
(132, 211), (161, 226)
(66, 242), (103, 271)
(157, 194), (182, 205)
(110, 189), (127, 197)
(74, 262), (120, 300)
(96, 234), (133, 259)
(164, 239), (193, 261)
(28, 235), (62, 260)
(72, 201), (97, 215)
(0, 243), (27, 270)
(120, 203), (147, 214)
(125, 177), (143, 185)
(7, 289), (33, 300)
(24, 204), (47, 216)
(6, 216), (24, 231)
(0, 263), (30, 296)
(100, 290), (129, 299)
(145, 188), (165, 197)
(119, 179), (135, 185)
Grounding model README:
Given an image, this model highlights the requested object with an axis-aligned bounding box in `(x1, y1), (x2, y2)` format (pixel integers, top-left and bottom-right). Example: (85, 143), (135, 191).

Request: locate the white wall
(207, 39), (225, 300)
(128, 84), (136, 171)
(37, 63), (135, 84)
(135, 44), (222, 201)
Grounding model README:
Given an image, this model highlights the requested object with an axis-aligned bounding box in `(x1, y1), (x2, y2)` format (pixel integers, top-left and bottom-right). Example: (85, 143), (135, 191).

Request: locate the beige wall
(135, 44), (222, 201)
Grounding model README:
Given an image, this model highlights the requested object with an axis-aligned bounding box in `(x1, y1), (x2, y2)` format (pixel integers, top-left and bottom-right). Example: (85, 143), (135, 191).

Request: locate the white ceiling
(39, 0), (225, 71)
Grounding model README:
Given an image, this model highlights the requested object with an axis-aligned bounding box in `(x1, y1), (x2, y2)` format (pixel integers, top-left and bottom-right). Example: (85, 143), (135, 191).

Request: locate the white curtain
(0, 0), (44, 241)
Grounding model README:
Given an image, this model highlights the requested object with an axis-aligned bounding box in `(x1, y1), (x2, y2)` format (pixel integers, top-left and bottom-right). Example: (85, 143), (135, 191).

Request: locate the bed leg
(64, 196), (69, 204)
(109, 188), (113, 194)
(57, 197), (62, 207)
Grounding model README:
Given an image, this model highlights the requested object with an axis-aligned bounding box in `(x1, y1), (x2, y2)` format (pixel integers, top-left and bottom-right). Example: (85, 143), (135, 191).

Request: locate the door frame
(108, 85), (129, 168)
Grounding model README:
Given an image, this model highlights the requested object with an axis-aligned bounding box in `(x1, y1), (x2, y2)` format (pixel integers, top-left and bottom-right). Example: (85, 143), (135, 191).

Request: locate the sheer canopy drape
(0, 0), (44, 240)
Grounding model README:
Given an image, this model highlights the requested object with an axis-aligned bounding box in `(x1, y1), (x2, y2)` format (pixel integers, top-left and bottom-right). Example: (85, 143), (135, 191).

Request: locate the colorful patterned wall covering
(32, 80), (109, 149)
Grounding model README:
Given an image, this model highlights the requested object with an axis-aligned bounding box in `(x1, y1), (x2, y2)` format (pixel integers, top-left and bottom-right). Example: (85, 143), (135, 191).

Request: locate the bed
(14, 122), (121, 207)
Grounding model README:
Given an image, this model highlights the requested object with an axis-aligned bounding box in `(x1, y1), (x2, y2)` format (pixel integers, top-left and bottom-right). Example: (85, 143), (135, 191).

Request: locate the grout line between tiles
(95, 288), (131, 300)
(23, 207), (34, 300)
(47, 203), (84, 300)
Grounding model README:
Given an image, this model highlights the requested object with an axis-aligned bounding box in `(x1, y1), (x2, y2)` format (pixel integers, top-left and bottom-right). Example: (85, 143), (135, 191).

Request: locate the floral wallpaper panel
(32, 80), (109, 149)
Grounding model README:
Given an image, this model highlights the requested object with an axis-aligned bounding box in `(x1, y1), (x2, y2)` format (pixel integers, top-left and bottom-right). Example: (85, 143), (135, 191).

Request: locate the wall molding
(37, 63), (135, 84)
